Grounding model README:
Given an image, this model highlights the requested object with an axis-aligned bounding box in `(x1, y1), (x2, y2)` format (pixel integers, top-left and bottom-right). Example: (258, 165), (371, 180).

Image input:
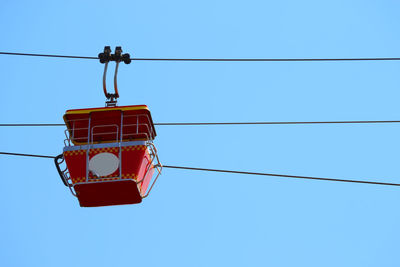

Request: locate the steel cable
(1, 51), (400, 62)
(2, 120), (400, 127)
(1, 151), (399, 187)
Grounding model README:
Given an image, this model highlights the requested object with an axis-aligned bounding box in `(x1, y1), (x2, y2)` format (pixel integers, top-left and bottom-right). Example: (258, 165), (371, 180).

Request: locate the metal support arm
(98, 46), (131, 106)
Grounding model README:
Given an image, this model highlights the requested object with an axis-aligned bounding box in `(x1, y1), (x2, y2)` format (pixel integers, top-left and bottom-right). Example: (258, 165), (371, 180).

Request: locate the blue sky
(1, 1), (400, 266)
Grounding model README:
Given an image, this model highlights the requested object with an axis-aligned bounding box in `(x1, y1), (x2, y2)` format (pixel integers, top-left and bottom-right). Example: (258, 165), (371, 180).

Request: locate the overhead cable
(154, 120), (400, 126)
(1, 151), (399, 187)
(0, 124), (64, 126)
(1, 51), (400, 62)
(132, 57), (400, 62)
(163, 165), (400, 187)
(0, 52), (97, 60)
(0, 151), (55, 159)
(1, 120), (400, 127)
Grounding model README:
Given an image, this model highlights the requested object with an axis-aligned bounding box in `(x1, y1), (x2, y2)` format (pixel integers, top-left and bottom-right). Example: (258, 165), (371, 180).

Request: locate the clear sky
(1, 0), (400, 266)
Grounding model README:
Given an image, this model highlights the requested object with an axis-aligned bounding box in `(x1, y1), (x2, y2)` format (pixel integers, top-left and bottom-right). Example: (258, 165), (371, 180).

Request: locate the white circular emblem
(89, 152), (119, 177)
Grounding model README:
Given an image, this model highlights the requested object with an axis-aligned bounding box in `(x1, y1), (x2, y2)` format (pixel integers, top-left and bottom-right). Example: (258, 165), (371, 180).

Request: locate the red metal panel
(64, 144), (153, 207)
(63, 150), (86, 184)
(120, 145), (147, 180)
(137, 153), (155, 195)
(75, 180), (142, 207)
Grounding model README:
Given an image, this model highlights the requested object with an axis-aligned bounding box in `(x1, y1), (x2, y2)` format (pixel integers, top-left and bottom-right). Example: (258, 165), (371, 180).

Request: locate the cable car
(54, 47), (162, 207)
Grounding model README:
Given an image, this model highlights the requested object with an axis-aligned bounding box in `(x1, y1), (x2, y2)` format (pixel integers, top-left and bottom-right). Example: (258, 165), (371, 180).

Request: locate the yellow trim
(68, 138), (148, 146)
(121, 145), (147, 151)
(73, 174), (138, 184)
(89, 147), (119, 154)
(65, 105), (149, 115)
(64, 146), (147, 156)
(64, 150), (87, 156)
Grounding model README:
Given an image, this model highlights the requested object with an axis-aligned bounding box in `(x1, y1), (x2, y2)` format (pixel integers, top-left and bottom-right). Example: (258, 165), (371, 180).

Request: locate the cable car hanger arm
(98, 46), (131, 106)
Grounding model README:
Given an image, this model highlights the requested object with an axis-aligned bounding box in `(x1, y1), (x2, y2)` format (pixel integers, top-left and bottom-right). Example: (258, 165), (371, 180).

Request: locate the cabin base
(74, 180), (142, 207)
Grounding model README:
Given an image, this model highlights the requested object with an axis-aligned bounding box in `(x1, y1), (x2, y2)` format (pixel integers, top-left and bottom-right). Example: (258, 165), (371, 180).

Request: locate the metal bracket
(98, 46), (131, 107)
(54, 154), (77, 196)
(54, 154), (68, 186)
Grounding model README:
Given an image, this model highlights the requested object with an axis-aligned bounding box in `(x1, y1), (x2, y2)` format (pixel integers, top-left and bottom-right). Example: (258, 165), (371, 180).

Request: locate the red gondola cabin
(55, 105), (162, 207)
